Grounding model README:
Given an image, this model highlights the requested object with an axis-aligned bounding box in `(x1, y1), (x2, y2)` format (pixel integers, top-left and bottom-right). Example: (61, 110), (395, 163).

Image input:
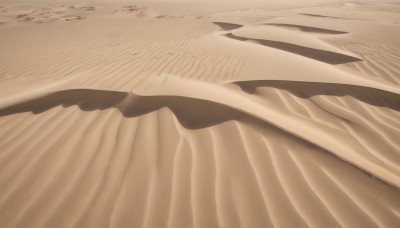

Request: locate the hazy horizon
(1, 0), (400, 13)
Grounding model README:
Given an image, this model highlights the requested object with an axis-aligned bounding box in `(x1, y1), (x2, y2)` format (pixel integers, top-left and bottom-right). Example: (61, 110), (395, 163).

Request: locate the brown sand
(0, 1), (400, 227)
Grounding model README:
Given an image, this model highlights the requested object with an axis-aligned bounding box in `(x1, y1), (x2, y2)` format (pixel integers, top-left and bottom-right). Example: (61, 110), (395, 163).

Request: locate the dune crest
(224, 33), (362, 64)
(265, 23), (348, 34)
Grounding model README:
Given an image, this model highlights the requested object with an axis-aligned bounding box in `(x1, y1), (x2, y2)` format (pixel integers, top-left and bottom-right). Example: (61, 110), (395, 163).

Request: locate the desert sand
(0, 0), (400, 227)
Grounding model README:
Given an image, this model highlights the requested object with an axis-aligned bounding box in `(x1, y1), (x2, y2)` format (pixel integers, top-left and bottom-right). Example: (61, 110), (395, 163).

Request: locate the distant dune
(0, 1), (400, 228)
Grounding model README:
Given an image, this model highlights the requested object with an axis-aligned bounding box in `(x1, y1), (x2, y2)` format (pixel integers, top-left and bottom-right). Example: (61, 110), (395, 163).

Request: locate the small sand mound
(118, 5), (160, 18)
(2, 4), (94, 23)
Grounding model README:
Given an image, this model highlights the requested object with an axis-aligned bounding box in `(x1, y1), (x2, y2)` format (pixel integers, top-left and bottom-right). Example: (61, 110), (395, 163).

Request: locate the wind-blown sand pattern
(0, 1), (400, 228)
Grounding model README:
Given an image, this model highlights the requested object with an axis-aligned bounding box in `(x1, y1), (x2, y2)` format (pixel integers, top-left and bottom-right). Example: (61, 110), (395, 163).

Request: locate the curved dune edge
(213, 22), (243, 30)
(224, 33), (362, 64)
(1, 90), (398, 227)
(298, 13), (341, 19)
(265, 23), (348, 34)
(233, 80), (400, 110)
(223, 24), (361, 63)
(1, 76), (399, 188)
(134, 77), (400, 189)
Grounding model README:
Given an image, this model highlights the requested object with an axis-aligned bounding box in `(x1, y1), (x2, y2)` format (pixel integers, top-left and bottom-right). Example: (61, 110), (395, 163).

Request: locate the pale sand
(0, 1), (400, 227)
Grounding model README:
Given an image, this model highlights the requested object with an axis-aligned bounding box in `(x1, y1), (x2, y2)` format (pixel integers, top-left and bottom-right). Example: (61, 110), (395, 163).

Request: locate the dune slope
(0, 1), (400, 228)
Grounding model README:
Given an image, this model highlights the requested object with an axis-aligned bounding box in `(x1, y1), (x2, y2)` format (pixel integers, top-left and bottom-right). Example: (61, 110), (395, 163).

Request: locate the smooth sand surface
(0, 1), (400, 228)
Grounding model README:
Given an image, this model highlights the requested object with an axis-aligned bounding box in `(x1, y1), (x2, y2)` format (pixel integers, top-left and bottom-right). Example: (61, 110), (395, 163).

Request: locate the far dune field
(0, 0), (399, 227)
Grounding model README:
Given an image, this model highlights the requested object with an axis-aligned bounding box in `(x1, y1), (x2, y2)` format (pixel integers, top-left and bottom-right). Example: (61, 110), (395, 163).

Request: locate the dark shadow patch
(299, 13), (340, 19)
(266, 23), (348, 34)
(121, 95), (247, 129)
(0, 89), (247, 130)
(213, 22), (243, 30)
(235, 80), (400, 111)
(224, 33), (362, 64)
(0, 89), (128, 116)
(298, 13), (371, 21)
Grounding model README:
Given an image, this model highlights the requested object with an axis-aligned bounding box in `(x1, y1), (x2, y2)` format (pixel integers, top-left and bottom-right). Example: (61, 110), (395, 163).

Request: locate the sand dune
(213, 22), (243, 31)
(0, 1), (400, 228)
(265, 23), (348, 35)
(225, 33), (362, 64)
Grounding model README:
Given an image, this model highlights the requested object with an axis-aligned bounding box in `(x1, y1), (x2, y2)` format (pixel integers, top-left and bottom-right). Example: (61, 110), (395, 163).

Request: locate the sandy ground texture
(0, 0), (400, 227)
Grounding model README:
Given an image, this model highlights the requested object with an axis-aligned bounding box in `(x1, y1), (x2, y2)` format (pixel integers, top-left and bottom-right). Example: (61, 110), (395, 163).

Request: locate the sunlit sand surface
(0, 1), (400, 227)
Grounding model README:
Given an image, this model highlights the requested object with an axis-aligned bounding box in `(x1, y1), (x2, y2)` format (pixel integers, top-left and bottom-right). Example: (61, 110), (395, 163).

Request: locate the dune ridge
(0, 1), (399, 228)
(265, 23), (348, 34)
(213, 22), (243, 30)
(1, 75), (400, 189)
(1, 81), (399, 227)
(224, 32), (362, 64)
